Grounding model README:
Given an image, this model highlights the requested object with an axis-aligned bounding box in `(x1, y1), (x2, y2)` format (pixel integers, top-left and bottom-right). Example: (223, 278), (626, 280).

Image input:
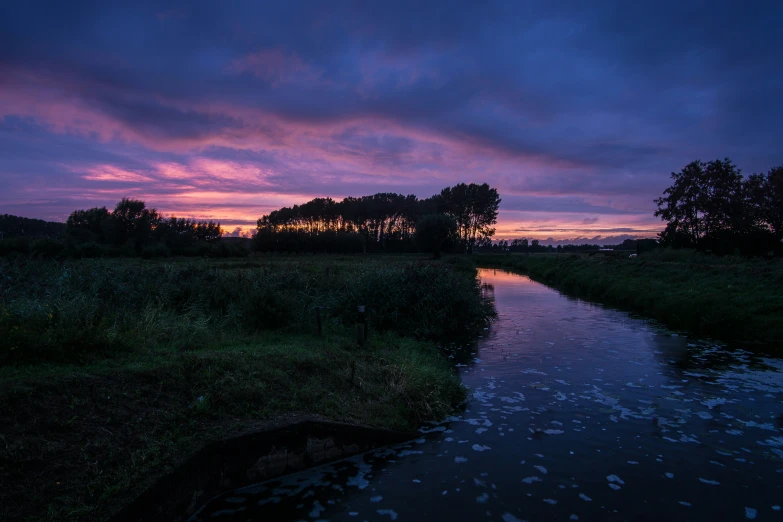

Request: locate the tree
(414, 214), (457, 259)
(111, 198), (161, 247)
(654, 159), (743, 248)
(439, 183), (501, 252)
(530, 239), (540, 252)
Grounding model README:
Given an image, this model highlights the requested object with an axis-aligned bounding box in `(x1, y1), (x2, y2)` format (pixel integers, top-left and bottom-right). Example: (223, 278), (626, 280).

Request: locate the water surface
(192, 269), (783, 521)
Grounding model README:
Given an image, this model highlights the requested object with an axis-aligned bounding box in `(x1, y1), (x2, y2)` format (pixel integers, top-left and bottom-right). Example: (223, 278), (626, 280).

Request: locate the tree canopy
(415, 214), (458, 258)
(654, 159), (782, 254)
(65, 199), (223, 255)
(254, 183), (500, 254)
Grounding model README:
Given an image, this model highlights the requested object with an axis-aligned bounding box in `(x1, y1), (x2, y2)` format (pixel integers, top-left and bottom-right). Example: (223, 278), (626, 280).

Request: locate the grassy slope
(473, 251), (783, 346)
(0, 256), (488, 522)
(1, 334), (464, 522)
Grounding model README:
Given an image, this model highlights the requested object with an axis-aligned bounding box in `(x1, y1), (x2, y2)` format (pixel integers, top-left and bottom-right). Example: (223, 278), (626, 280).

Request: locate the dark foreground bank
(470, 250), (783, 347)
(0, 257), (493, 521)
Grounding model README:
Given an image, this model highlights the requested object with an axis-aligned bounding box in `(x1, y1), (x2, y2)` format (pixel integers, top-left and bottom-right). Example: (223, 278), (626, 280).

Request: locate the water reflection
(192, 269), (783, 522)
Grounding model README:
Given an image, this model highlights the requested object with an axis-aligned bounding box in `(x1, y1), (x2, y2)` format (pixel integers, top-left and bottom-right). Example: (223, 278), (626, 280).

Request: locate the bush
(141, 243), (171, 258)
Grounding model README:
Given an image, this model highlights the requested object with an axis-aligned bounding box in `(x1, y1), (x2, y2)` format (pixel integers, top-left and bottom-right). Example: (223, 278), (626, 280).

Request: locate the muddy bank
(110, 419), (416, 522)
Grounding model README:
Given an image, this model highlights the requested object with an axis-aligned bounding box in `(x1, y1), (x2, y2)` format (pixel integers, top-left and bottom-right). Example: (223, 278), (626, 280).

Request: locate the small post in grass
(357, 305), (366, 346)
(314, 306), (323, 336)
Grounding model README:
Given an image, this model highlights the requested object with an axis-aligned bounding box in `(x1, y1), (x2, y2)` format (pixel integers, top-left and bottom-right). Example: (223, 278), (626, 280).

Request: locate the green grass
(470, 251), (783, 347)
(0, 255), (492, 365)
(0, 255), (492, 521)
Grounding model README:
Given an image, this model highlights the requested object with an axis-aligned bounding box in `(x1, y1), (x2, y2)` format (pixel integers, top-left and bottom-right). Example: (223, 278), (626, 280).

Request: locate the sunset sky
(1, 1), (781, 244)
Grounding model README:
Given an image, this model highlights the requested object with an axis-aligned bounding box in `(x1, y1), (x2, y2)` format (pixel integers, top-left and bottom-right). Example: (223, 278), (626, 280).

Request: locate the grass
(470, 251), (783, 348)
(0, 255), (492, 521)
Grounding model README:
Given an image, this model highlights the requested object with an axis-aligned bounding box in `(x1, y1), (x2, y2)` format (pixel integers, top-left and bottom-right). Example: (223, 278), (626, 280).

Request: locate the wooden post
(315, 306), (323, 336)
(356, 305), (366, 345)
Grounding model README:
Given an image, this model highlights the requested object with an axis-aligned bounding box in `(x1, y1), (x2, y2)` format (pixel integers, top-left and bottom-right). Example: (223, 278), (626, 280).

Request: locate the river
(191, 268), (783, 521)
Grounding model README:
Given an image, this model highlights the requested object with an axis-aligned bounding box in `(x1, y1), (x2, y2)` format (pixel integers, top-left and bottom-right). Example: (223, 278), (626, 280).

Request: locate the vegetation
(655, 159), (783, 255)
(473, 252), (783, 346)
(473, 237), (659, 254)
(254, 182), (500, 254)
(414, 214), (458, 258)
(0, 199), (250, 259)
(0, 213), (66, 238)
(0, 256), (493, 521)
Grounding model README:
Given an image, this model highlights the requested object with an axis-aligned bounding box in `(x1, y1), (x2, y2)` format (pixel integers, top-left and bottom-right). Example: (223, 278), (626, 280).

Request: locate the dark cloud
(1, 0), (781, 240)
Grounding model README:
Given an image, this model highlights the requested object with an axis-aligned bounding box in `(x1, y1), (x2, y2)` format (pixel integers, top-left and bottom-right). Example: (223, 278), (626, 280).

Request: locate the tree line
(474, 238), (659, 254)
(254, 183), (501, 254)
(0, 214), (66, 239)
(654, 159), (783, 255)
(0, 199), (243, 258)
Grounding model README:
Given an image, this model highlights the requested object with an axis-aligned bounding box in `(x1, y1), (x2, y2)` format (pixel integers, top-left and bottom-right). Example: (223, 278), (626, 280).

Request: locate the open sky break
(1, 1), (781, 244)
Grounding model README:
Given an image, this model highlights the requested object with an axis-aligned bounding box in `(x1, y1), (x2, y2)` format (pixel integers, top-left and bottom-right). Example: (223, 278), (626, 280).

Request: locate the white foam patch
(472, 444), (491, 452)
(455, 456), (468, 463)
(608, 483), (621, 490)
(699, 478), (720, 485)
(543, 499), (557, 505)
(679, 501), (692, 507)
(579, 493), (592, 502)
(370, 496), (383, 503)
(522, 476), (542, 484)
(397, 450), (423, 457)
(501, 514), (525, 522)
(377, 509), (398, 520)
(544, 429), (564, 435)
(701, 398), (728, 409)
(665, 472), (674, 479)
(607, 474), (625, 485)
(534, 465), (548, 474)
(745, 507), (757, 519)
(477, 493), (489, 504)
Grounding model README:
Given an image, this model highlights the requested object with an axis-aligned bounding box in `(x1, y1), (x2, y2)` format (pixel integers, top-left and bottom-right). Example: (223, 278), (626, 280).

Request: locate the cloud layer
(1, 1), (781, 241)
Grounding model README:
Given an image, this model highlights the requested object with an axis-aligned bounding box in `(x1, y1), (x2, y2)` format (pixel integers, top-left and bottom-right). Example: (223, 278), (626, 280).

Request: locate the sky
(1, 1), (782, 244)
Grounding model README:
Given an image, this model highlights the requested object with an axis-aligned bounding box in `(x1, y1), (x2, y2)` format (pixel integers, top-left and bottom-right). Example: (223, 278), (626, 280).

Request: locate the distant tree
(0, 214), (66, 238)
(65, 198), (222, 256)
(415, 214), (457, 259)
(530, 239), (540, 252)
(510, 238), (529, 253)
(66, 207), (111, 242)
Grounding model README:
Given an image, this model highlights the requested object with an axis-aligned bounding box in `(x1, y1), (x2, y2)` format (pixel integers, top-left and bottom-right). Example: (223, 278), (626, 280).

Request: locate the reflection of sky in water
(192, 269), (783, 521)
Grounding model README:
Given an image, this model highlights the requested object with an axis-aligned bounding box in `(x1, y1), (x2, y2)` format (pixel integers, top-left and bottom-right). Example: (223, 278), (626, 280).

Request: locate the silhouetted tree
(414, 214), (457, 259)
(655, 159), (783, 254)
(439, 183), (501, 252)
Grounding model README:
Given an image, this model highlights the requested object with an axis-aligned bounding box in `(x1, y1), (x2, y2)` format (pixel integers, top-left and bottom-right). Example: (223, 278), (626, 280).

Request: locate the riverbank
(1, 257), (491, 521)
(471, 251), (783, 347)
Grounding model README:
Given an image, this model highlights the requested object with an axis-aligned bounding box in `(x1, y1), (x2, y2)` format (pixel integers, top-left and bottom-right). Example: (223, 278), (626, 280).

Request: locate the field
(472, 250), (783, 348)
(0, 255), (494, 522)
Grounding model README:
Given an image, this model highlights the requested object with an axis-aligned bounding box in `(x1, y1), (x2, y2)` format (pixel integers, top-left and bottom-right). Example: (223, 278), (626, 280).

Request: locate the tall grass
(0, 257), (494, 364)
